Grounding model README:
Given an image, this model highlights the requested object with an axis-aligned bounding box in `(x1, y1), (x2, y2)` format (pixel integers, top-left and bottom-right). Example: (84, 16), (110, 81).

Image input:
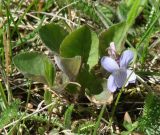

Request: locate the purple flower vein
(101, 50), (136, 92)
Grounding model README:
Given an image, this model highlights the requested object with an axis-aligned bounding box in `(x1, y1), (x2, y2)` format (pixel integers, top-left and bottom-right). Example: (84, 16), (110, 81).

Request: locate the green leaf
(77, 65), (102, 95)
(44, 90), (53, 112)
(123, 121), (133, 131)
(87, 31), (99, 69)
(44, 90), (52, 105)
(126, 0), (141, 26)
(78, 121), (95, 134)
(117, 0), (147, 23)
(38, 127), (46, 135)
(0, 81), (8, 110)
(123, 121), (138, 134)
(121, 131), (131, 135)
(60, 25), (99, 70)
(13, 52), (55, 87)
(0, 29), (3, 48)
(64, 104), (74, 129)
(54, 55), (81, 81)
(100, 0), (147, 55)
(99, 21), (126, 55)
(0, 99), (20, 128)
(94, 4), (113, 28)
(132, 0), (147, 15)
(65, 82), (81, 94)
(39, 23), (68, 53)
(138, 93), (160, 134)
(117, 1), (130, 21)
(87, 79), (113, 104)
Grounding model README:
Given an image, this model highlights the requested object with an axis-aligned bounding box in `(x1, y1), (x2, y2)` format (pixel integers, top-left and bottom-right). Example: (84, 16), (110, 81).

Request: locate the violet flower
(101, 50), (136, 92)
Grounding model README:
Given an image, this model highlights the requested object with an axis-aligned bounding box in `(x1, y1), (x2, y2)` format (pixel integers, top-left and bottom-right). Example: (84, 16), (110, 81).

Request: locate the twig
(10, 10), (40, 21)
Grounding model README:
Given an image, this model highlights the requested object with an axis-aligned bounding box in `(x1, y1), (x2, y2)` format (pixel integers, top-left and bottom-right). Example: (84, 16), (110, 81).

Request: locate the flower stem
(109, 87), (124, 128)
(108, 71), (134, 130)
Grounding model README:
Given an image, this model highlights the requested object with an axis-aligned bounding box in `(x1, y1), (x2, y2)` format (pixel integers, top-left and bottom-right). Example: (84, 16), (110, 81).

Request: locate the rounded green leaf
(87, 31), (99, 69)
(87, 79), (113, 105)
(54, 55), (81, 81)
(77, 66), (102, 95)
(13, 52), (55, 87)
(65, 82), (81, 94)
(99, 21), (126, 56)
(117, 1), (129, 21)
(39, 23), (68, 53)
(60, 25), (99, 70)
(44, 90), (52, 105)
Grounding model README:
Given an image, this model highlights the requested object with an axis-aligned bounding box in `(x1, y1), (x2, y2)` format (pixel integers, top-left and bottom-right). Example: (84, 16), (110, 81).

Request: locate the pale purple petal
(120, 50), (134, 68)
(113, 68), (127, 88)
(126, 69), (136, 83)
(108, 42), (116, 58)
(107, 75), (117, 92)
(101, 56), (119, 73)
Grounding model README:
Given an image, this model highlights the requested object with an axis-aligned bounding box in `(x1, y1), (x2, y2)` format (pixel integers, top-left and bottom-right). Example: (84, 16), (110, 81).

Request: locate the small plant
(0, 99), (20, 128)
(1, 0), (159, 134)
(138, 93), (160, 134)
